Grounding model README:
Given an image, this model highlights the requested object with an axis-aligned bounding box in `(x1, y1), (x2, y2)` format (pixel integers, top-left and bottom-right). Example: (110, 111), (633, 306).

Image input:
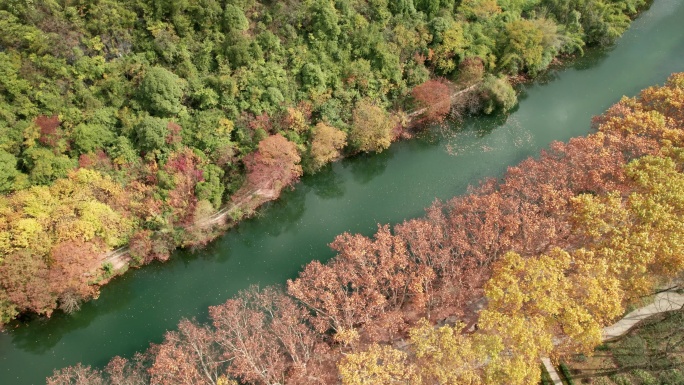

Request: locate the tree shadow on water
(344, 149), (393, 185)
(8, 276), (136, 354)
(302, 163), (346, 200)
(246, 186), (308, 238)
(470, 111), (511, 137)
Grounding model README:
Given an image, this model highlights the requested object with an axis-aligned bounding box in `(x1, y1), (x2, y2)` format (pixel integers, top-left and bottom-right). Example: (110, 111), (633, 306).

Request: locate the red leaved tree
(150, 318), (226, 385)
(0, 250), (55, 316)
(243, 134), (302, 196)
(48, 240), (101, 313)
(163, 148), (205, 227)
(36, 115), (63, 148)
(209, 286), (330, 385)
(411, 79), (452, 125)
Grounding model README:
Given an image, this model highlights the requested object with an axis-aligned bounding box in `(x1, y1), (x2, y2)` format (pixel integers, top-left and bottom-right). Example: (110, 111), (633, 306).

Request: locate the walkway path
(97, 188), (269, 273)
(602, 290), (684, 341)
(543, 287), (684, 384)
(407, 83), (480, 119)
(542, 357), (565, 385)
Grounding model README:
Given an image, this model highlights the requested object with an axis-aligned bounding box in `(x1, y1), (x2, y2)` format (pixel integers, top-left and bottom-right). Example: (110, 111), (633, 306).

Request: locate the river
(2, 1), (684, 383)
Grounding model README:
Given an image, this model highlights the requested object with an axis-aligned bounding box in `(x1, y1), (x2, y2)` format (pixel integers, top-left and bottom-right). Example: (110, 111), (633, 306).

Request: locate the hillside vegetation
(1, 0), (646, 324)
(48, 72), (684, 385)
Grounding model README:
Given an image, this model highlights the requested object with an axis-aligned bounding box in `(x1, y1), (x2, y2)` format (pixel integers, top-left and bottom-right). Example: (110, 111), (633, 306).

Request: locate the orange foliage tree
(411, 79), (451, 125)
(243, 134), (302, 195)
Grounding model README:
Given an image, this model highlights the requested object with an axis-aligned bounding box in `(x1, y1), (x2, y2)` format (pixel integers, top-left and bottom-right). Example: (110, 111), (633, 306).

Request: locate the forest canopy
(48, 71), (684, 385)
(0, 0), (646, 324)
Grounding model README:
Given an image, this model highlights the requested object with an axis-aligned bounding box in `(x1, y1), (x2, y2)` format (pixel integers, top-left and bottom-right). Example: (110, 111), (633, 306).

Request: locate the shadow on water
(519, 46), (612, 98)
(252, 187), (308, 238)
(8, 276), (137, 354)
(343, 149), (393, 184)
(568, 47), (612, 71)
(179, 234), (232, 264)
(302, 164), (346, 200)
(463, 111), (510, 138)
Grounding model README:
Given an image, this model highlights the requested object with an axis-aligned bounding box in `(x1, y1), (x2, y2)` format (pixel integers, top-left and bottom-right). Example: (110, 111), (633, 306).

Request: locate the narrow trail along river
(2, 1), (684, 383)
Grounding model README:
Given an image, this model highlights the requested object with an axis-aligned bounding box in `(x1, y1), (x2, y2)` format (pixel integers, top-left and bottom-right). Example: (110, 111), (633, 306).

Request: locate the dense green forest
(0, 0), (646, 324)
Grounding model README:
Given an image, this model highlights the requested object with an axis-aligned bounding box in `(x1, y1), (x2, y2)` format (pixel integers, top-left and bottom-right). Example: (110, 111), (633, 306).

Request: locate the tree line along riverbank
(48, 72), (684, 385)
(0, 0), (648, 325)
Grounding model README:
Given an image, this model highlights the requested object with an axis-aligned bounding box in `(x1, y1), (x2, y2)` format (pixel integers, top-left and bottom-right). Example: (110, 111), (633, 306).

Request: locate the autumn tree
(104, 354), (152, 385)
(637, 72), (684, 129)
(243, 134), (302, 194)
(571, 152), (684, 298)
(308, 122), (347, 171)
(457, 57), (486, 85)
(432, 23), (466, 74)
(338, 344), (414, 385)
(350, 99), (395, 153)
(209, 286), (332, 385)
(288, 226), (411, 338)
(47, 363), (105, 385)
(409, 318), (491, 385)
(499, 19), (545, 74)
(394, 208), (487, 321)
(281, 107), (310, 134)
(411, 79), (452, 125)
(35, 115), (64, 149)
(458, 0), (502, 21)
(48, 354), (154, 385)
(0, 169), (133, 318)
(150, 319), (228, 385)
(393, 215), (455, 318)
(483, 250), (608, 357)
(48, 240), (102, 313)
(161, 148), (206, 227)
(0, 250), (54, 317)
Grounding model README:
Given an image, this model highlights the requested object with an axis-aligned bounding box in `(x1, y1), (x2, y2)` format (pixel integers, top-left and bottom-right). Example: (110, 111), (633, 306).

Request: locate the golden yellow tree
(570, 150), (684, 298)
(409, 318), (492, 385)
(310, 122), (347, 171)
(477, 248), (623, 384)
(338, 344), (414, 385)
(350, 99), (395, 154)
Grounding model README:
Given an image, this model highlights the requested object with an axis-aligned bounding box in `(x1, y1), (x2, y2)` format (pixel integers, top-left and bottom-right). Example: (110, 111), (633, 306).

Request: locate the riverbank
(48, 69), (684, 385)
(0, 0), (656, 328)
(95, 82), (485, 279)
(2, 1), (683, 382)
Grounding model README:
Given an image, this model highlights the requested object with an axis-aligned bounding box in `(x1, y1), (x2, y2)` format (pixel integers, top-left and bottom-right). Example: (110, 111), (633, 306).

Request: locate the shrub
(610, 373), (634, 385)
(480, 75), (517, 114)
(559, 363), (576, 385)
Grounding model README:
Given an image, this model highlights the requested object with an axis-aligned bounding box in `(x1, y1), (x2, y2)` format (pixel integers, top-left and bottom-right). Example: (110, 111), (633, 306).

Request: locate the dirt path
(97, 188), (274, 274)
(192, 188), (270, 229)
(100, 247), (130, 271)
(407, 83), (481, 119)
(93, 83), (480, 282)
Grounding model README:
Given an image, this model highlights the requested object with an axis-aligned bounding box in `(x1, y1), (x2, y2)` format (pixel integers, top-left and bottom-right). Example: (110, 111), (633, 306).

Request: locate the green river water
(2, 1), (684, 383)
